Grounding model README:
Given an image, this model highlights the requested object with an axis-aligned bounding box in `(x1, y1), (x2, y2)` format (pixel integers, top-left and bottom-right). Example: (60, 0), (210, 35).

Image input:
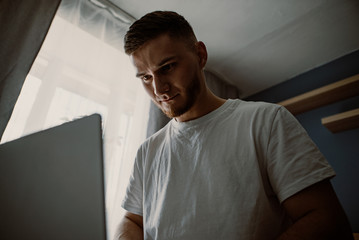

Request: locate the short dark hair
(124, 11), (197, 55)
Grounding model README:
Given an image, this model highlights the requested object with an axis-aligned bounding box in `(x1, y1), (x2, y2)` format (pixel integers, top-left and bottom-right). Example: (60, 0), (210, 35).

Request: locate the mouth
(159, 94), (179, 103)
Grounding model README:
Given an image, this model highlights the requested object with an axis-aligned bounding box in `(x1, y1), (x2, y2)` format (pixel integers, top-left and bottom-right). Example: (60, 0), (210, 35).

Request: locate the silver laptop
(0, 114), (107, 240)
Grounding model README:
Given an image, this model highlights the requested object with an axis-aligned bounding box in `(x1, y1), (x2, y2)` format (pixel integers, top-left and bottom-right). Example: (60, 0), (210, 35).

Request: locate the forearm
(277, 210), (353, 240)
(114, 216), (144, 240)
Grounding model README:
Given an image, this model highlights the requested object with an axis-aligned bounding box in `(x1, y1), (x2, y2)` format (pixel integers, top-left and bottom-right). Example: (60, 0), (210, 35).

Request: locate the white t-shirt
(122, 99), (335, 240)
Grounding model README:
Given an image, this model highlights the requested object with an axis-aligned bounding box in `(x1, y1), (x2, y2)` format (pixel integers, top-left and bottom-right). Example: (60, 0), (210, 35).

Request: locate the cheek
(178, 67), (198, 90)
(143, 83), (156, 98)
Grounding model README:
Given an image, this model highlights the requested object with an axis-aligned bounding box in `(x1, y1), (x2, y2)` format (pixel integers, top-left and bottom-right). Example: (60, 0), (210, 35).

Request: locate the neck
(175, 87), (226, 122)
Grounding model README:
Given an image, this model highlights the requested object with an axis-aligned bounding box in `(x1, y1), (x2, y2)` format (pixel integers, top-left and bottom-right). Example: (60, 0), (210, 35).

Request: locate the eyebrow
(136, 56), (177, 78)
(157, 56), (176, 67)
(136, 72), (145, 78)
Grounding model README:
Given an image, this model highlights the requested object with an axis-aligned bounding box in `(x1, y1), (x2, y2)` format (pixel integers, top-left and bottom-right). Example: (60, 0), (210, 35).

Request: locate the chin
(161, 107), (177, 119)
(162, 103), (193, 119)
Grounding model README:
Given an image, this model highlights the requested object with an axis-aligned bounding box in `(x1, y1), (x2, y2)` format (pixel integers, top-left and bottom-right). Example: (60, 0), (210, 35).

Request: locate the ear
(196, 41), (208, 68)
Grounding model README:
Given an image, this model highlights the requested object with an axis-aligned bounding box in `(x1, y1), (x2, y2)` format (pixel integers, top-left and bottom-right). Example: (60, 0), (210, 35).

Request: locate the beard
(156, 76), (201, 119)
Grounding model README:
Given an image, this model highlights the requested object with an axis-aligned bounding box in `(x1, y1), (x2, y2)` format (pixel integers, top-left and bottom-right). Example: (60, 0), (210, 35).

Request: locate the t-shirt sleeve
(266, 106), (336, 203)
(121, 147), (144, 216)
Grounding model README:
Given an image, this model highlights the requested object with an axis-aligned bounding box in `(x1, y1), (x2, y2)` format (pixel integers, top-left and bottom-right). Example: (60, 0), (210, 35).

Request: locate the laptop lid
(0, 114), (107, 240)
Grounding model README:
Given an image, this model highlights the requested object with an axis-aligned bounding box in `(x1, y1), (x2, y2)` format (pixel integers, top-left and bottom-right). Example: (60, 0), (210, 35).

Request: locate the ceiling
(111, 0), (359, 98)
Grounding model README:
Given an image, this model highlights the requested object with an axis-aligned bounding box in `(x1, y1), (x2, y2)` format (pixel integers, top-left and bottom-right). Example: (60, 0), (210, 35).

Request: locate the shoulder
(227, 99), (286, 125)
(229, 99), (282, 115)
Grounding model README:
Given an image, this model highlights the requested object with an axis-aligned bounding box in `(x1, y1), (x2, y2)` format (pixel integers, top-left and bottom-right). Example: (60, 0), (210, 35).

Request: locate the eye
(141, 75), (152, 83)
(160, 63), (175, 74)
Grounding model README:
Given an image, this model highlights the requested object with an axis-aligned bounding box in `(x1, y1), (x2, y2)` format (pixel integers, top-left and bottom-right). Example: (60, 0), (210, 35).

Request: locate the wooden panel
(321, 108), (359, 133)
(278, 74), (359, 115)
(354, 233), (359, 240)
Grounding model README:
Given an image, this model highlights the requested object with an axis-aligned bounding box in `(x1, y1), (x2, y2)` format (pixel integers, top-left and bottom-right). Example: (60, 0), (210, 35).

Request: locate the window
(1, 2), (149, 238)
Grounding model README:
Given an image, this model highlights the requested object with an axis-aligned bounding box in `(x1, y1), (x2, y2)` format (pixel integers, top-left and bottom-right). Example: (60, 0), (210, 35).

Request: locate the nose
(153, 75), (170, 96)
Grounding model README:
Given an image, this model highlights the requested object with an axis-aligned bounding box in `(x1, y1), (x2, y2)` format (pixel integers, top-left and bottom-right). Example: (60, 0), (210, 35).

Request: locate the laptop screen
(0, 114), (107, 240)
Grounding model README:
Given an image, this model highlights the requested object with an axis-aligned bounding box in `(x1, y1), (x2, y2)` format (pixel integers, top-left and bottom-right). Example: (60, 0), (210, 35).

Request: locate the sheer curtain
(1, 0), (149, 238)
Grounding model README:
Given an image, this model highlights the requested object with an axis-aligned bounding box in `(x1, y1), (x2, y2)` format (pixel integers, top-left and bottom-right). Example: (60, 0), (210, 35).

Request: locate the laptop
(0, 114), (107, 240)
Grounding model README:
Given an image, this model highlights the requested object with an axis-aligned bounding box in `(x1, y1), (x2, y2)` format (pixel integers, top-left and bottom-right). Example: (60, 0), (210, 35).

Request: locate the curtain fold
(0, 0), (61, 139)
(146, 69), (241, 136)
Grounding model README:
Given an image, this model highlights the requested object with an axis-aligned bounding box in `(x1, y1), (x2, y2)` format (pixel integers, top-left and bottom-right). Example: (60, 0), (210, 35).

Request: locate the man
(115, 11), (353, 240)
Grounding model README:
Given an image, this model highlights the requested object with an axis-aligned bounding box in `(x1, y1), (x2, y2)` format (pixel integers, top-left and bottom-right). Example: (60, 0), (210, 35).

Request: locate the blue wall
(246, 50), (359, 232)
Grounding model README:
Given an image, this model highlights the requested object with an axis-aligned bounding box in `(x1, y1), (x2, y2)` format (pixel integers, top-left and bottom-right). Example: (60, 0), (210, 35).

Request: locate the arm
(113, 212), (144, 240)
(277, 179), (353, 240)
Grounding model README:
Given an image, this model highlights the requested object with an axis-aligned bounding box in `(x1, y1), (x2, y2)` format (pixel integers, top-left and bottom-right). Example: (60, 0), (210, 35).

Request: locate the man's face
(130, 34), (206, 121)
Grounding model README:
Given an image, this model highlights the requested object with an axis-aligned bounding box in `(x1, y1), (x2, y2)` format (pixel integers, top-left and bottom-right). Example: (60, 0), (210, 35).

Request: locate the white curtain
(1, 0), (149, 238)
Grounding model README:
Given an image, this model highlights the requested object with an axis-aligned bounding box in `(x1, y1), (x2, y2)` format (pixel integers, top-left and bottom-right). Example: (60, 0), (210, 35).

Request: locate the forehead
(130, 34), (194, 70)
